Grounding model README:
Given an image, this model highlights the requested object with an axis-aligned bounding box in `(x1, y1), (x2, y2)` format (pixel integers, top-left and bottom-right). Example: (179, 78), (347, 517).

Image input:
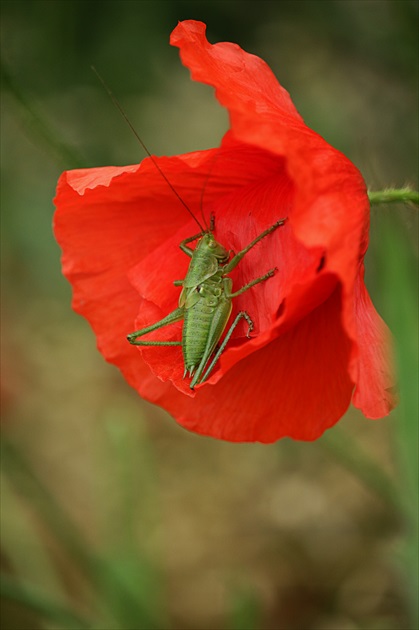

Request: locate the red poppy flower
(53, 20), (396, 442)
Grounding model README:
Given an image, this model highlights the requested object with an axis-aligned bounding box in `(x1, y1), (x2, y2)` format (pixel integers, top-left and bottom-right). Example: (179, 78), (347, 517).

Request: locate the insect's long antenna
(199, 148), (221, 232)
(91, 66), (206, 233)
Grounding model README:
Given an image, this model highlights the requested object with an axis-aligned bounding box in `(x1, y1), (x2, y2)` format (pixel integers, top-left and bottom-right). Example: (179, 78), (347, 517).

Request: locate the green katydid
(91, 67), (287, 389)
(127, 216), (286, 388)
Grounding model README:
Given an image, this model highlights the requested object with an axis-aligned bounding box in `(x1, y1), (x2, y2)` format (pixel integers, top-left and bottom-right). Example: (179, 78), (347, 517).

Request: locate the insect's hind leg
(127, 307), (183, 346)
(193, 311), (254, 387)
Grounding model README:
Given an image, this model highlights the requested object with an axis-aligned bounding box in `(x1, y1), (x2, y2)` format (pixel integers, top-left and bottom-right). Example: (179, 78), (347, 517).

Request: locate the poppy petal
(351, 267), (396, 418)
(53, 21), (397, 442)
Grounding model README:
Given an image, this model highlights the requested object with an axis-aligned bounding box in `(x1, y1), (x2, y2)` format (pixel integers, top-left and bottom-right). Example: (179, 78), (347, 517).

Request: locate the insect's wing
(190, 292), (233, 388)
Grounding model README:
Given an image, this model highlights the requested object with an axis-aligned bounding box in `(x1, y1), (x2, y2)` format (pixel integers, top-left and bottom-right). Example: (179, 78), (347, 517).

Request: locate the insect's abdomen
(182, 293), (232, 375)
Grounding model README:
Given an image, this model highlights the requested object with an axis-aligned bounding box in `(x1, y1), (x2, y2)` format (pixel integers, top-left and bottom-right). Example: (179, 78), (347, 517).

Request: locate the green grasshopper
(127, 215), (286, 388)
(91, 68), (287, 389)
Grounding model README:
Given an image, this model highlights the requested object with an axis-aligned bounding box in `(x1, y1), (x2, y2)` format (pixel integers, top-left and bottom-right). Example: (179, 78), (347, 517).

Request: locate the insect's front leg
(223, 218), (286, 274)
(179, 232), (205, 257)
(127, 307), (184, 346)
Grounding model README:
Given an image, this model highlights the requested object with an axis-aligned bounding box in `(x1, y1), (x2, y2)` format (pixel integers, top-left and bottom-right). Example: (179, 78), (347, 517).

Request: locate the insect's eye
(208, 241), (216, 249)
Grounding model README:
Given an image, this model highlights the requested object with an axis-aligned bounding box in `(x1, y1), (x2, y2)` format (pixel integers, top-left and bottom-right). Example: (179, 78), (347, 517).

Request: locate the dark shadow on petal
(276, 299), (286, 319)
(316, 254), (326, 273)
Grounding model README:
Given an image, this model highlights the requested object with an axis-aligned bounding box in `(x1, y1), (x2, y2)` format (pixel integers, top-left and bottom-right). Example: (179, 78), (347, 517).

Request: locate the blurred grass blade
(1, 475), (68, 603)
(378, 213), (418, 629)
(96, 412), (168, 629)
(0, 574), (92, 630)
(1, 439), (97, 574)
(228, 584), (262, 630)
(1, 438), (164, 629)
(1, 59), (86, 169)
(319, 428), (401, 512)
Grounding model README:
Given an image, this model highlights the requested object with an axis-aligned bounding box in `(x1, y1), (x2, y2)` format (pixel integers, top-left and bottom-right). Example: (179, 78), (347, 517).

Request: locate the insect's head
(201, 232), (230, 262)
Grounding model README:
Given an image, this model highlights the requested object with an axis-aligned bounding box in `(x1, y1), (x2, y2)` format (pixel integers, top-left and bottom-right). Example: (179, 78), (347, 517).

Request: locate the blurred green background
(1, 1), (418, 629)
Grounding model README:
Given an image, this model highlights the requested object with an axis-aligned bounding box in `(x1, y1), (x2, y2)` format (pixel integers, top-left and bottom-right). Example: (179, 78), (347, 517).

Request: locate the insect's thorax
(183, 232), (229, 289)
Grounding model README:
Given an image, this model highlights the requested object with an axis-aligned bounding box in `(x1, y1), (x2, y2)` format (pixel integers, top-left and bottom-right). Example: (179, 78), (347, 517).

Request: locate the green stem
(368, 188), (419, 206)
